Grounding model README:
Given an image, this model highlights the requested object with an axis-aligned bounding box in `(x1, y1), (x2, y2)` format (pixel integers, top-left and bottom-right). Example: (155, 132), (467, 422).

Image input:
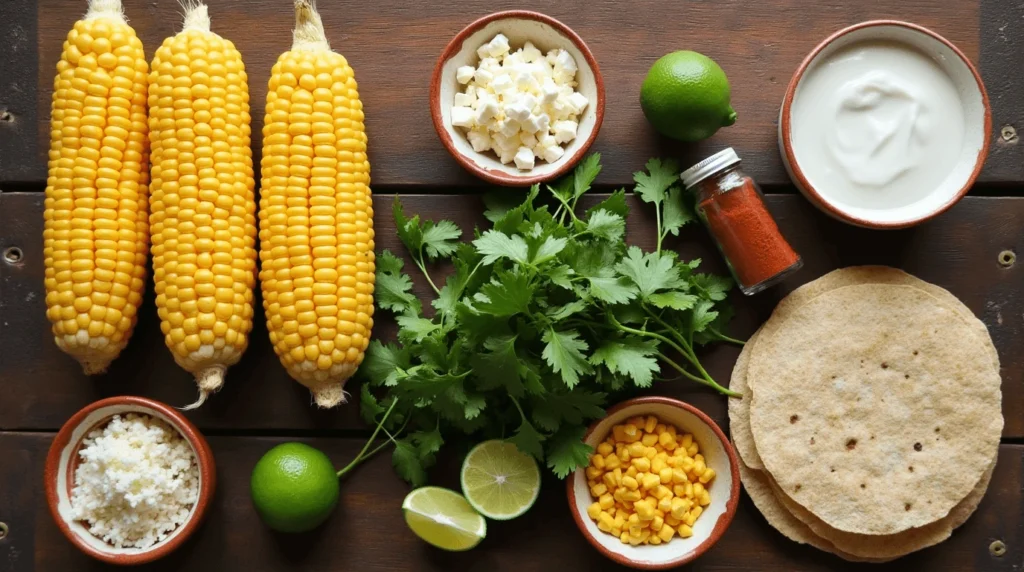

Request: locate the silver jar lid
(680, 148), (741, 189)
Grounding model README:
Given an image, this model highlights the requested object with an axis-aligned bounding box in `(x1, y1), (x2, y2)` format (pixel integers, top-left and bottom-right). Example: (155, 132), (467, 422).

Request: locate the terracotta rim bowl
(44, 396), (216, 565)
(779, 20), (991, 229)
(567, 396), (740, 569)
(430, 10), (605, 186)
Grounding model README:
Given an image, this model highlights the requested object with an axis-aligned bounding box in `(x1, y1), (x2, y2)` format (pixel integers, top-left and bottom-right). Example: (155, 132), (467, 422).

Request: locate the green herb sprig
(360, 155), (742, 486)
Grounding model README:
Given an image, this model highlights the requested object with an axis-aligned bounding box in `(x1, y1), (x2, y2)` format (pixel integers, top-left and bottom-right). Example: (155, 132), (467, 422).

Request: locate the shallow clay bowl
(431, 10), (605, 186)
(567, 397), (740, 569)
(779, 20), (990, 229)
(45, 396), (215, 565)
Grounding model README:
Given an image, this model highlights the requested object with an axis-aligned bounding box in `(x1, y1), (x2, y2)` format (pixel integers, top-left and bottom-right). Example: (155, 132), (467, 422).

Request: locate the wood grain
(19, 0), (996, 187)
(1, 191), (1021, 437)
(1, 433), (1020, 572)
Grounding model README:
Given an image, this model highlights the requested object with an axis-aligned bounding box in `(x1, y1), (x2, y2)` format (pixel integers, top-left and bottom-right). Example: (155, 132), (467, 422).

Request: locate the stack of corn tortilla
(729, 267), (1003, 562)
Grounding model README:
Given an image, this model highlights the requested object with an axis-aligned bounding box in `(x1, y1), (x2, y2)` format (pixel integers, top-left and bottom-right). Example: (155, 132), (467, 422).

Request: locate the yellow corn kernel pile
(584, 415), (716, 546)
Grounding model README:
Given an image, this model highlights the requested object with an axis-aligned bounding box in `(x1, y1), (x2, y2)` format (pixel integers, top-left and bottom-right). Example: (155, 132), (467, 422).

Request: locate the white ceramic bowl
(430, 10), (605, 186)
(567, 397), (740, 569)
(779, 20), (990, 229)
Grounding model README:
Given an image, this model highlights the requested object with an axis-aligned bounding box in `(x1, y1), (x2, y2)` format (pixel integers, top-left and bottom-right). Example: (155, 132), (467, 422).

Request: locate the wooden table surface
(1, 1), (1023, 571)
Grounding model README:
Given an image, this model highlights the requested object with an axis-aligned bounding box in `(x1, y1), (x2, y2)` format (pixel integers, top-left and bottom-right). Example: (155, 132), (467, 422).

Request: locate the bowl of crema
(779, 21), (990, 229)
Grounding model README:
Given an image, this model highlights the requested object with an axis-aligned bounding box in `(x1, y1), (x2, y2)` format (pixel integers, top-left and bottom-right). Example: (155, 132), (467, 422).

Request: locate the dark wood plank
(980, 0), (1024, 184)
(0, 0), (39, 184)
(1, 433), (1020, 572)
(14, 0), (1016, 186)
(1, 191), (1022, 437)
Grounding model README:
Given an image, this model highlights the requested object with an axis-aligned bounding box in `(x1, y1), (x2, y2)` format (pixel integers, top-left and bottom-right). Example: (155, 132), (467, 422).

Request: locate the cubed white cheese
(486, 33), (511, 58)
(553, 50), (578, 83)
(454, 92), (475, 108)
(541, 144), (565, 163)
(540, 78), (560, 104)
(515, 70), (539, 93)
(505, 102), (532, 123)
(451, 106), (476, 128)
(553, 120), (578, 144)
(491, 74), (514, 95)
(476, 94), (499, 123)
(504, 51), (525, 67)
(520, 132), (538, 149)
(467, 129), (491, 153)
(514, 146), (536, 170)
(474, 68), (494, 86)
(522, 41), (542, 63)
(456, 65), (476, 84)
(499, 147), (517, 165)
(568, 92), (589, 114)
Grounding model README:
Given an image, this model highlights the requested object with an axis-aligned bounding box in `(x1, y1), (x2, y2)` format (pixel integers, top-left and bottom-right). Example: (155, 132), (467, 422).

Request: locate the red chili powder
(698, 177), (800, 288)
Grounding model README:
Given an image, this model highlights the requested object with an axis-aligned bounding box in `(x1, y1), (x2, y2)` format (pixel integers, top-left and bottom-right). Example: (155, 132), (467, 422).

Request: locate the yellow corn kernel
(621, 475), (639, 491)
(683, 512), (697, 527)
(679, 457), (695, 472)
(649, 535), (662, 546)
(687, 443), (700, 457)
(615, 508), (630, 521)
(666, 455), (680, 468)
(671, 498), (688, 520)
(700, 491), (711, 507)
(632, 457), (651, 472)
(597, 512), (614, 532)
(658, 467), (674, 485)
(658, 496), (673, 513)
(602, 471), (617, 489)
(612, 425), (628, 442)
(619, 531), (630, 544)
(665, 515), (681, 527)
(627, 513), (640, 526)
(700, 467), (716, 484)
(635, 500), (655, 521)
(587, 502), (602, 520)
(590, 453), (606, 470)
(644, 416), (658, 433)
(641, 433), (659, 447)
(655, 509), (665, 519)
(620, 490), (642, 502)
(679, 434), (693, 448)
(625, 466), (638, 479)
(673, 484), (687, 497)
(596, 442), (613, 456)
(629, 523), (643, 538)
(668, 468), (685, 484)
(693, 458), (707, 477)
(644, 446), (658, 460)
(586, 465), (603, 480)
(628, 533), (643, 546)
(684, 482), (694, 498)
(627, 442), (645, 458)
(641, 473), (661, 490)
(618, 447), (631, 462)
(651, 515), (664, 532)
(622, 424), (640, 442)
(678, 524), (694, 538)
(639, 529), (652, 543)
(599, 493), (614, 510)
(654, 485), (673, 500)
(612, 468), (623, 485)
(666, 425), (677, 437)
(658, 431), (677, 450)
(658, 524), (676, 542)
(694, 453), (705, 464)
(604, 453), (621, 470)
(651, 457), (667, 474)
(654, 423), (666, 434)
(613, 515), (625, 530)
(693, 482), (705, 498)
(692, 505), (704, 519)
(591, 483), (608, 497)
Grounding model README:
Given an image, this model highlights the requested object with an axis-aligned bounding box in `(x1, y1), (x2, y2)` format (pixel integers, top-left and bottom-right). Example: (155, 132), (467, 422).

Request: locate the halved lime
(460, 440), (541, 520)
(402, 486), (486, 551)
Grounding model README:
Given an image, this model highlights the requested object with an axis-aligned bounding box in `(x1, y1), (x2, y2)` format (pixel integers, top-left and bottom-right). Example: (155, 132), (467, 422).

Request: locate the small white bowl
(430, 10), (605, 186)
(779, 20), (990, 229)
(567, 397), (740, 569)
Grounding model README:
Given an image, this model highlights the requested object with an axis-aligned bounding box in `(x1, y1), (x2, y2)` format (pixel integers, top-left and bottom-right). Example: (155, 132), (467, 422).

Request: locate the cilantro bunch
(359, 155), (742, 486)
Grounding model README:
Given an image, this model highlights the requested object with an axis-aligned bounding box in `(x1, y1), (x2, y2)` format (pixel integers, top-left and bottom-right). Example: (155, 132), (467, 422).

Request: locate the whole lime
(250, 442), (339, 533)
(640, 51), (737, 142)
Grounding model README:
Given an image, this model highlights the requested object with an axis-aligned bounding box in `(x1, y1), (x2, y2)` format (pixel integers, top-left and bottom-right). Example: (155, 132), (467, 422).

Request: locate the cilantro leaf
(473, 230), (529, 265)
(691, 299), (719, 334)
(392, 198), (424, 255)
(393, 438), (429, 487)
(395, 315), (440, 343)
(662, 187), (696, 237)
(548, 265), (576, 290)
(615, 246), (685, 296)
(573, 153), (602, 200)
(546, 426), (593, 479)
(633, 158), (679, 205)
(586, 189), (629, 219)
(547, 300), (587, 321)
(647, 291), (698, 311)
(541, 329), (593, 388)
(509, 418), (546, 461)
(359, 384), (385, 424)
(532, 390), (606, 432)
(483, 188), (528, 223)
(590, 339), (660, 388)
(588, 276), (638, 304)
(692, 272), (733, 301)
(360, 340), (410, 387)
(375, 251), (422, 316)
(471, 335), (525, 398)
(474, 272), (534, 317)
(585, 209), (626, 242)
(421, 220), (462, 259)
(532, 235), (568, 264)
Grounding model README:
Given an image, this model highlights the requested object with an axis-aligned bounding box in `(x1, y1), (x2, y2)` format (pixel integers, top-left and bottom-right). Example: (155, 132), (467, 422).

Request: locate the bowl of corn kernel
(567, 396), (740, 569)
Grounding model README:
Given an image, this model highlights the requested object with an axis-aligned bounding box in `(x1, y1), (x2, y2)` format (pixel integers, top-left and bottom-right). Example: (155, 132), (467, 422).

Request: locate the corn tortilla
(747, 284), (1002, 535)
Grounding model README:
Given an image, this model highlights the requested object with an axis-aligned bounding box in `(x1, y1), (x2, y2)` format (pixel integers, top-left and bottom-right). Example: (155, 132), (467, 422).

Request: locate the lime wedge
(460, 440), (541, 520)
(402, 486), (486, 551)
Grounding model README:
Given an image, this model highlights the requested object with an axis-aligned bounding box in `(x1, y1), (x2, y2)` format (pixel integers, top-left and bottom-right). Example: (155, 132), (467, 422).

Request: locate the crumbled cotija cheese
(70, 413), (199, 549)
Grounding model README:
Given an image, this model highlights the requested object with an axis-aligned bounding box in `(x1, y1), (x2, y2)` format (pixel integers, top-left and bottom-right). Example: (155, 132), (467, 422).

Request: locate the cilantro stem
(414, 247), (441, 296)
(654, 201), (664, 254)
(337, 397), (400, 478)
(510, 395), (527, 422)
(656, 352), (740, 397)
(708, 327), (745, 346)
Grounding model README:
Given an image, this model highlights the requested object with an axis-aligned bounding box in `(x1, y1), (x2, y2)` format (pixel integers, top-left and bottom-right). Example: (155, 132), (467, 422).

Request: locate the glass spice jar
(681, 148), (802, 295)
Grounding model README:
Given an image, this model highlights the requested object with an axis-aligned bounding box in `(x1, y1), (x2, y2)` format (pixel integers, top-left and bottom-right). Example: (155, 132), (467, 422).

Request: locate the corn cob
(149, 2), (256, 408)
(259, 0), (375, 407)
(43, 0), (149, 375)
